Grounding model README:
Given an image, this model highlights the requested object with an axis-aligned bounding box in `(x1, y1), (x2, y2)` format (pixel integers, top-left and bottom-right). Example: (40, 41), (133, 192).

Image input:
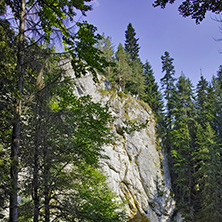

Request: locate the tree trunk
(33, 134), (40, 222)
(9, 0), (25, 221)
(33, 75), (44, 222)
(43, 137), (50, 222)
(44, 163), (50, 222)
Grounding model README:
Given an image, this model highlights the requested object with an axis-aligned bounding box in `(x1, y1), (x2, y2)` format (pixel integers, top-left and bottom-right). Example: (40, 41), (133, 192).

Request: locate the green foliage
(2, 1), (113, 220)
(142, 60), (164, 126)
(0, 19), (16, 219)
(153, 0), (222, 23)
(68, 21), (108, 81)
(192, 123), (222, 221)
(5, 0), (108, 81)
(0, 145), (10, 219)
(67, 164), (127, 222)
(16, 52), (126, 221)
(96, 33), (115, 77)
(160, 51), (176, 152)
(162, 71), (222, 221)
(126, 59), (145, 98)
(213, 66), (222, 139)
(195, 75), (213, 125)
(0, 18), (16, 146)
(124, 23), (140, 61)
(114, 43), (132, 91)
(160, 51), (176, 123)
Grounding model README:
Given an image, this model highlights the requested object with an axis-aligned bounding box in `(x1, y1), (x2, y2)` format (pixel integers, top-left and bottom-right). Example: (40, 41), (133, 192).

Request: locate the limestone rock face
(68, 69), (176, 222)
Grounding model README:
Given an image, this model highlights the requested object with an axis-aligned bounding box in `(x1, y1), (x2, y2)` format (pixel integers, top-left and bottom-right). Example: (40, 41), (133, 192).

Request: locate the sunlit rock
(67, 67), (176, 222)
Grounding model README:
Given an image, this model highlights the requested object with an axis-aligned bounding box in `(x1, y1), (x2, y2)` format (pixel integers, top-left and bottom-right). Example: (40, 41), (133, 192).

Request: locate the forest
(1, 0), (222, 222)
(97, 20), (222, 222)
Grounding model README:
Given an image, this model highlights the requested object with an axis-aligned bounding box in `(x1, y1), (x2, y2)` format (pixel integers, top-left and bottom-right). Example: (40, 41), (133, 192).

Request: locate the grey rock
(67, 67), (176, 222)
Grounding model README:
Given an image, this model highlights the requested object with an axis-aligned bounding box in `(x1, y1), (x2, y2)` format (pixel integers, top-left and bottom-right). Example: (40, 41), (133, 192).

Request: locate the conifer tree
(170, 74), (196, 220)
(114, 43), (132, 91)
(160, 51), (176, 151)
(195, 75), (215, 127)
(143, 60), (163, 118)
(212, 66), (222, 139)
(124, 23), (140, 61)
(193, 123), (222, 222)
(126, 59), (145, 97)
(96, 33), (115, 77)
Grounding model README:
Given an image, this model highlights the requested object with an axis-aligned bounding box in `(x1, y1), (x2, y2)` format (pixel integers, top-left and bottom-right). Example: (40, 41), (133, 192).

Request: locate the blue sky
(85, 0), (222, 86)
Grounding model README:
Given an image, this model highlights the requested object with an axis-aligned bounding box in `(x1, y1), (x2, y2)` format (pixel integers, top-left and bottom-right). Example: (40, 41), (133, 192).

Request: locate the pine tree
(160, 51), (176, 151)
(212, 66), (222, 139)
(170, 74), (196, 220)
(143, 60), (163, 118)
(114, 43), (132, 91)
(126, 59), (145, 97)
(193, 123), (222, 222)
(124, 23), (140, 61)
(195, 75), (215, 127)
(96, 33), (115, 77)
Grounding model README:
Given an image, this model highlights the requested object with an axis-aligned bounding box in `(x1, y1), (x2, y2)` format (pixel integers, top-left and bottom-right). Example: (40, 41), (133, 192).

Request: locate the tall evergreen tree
(195, 75), (215, 127)
(160, 51), (176, 151)
(212, 66), (222, 139)
(170, 74), (196, 220)
(126, 59), (145, 97)
(143, 60), (163, 118)
(193, 123), (222, 222)
(114, 43), (132, 91)
(124, 23), (140, 61)
(96, 33), (115, 77)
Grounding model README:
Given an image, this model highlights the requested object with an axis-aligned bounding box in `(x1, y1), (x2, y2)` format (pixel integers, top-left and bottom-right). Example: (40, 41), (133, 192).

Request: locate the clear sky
(84, 0), (222, 86)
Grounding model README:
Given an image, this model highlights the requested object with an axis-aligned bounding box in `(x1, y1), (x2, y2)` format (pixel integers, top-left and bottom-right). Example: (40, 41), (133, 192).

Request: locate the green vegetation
(0, 1), (126, 221)
(97, 23), (222, 221)
(1, 1), (222, 221)
(153, 0), (222, 23)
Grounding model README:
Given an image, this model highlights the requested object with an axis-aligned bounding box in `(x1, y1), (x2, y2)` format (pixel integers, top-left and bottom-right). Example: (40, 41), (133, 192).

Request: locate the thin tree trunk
(10, 0), (25, 221)
(33, 131), (40, 222)
(44, 160), (50, 222)
(43, 132), (50, 222)
(33, 69), (45, 222)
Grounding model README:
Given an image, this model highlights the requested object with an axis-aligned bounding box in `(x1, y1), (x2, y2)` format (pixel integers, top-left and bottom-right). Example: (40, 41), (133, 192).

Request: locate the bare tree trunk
(33, 131), (40, 222)
(10, 0), (25, 221)
(44, 157), (50, 222)
(33, 70), (45, 222)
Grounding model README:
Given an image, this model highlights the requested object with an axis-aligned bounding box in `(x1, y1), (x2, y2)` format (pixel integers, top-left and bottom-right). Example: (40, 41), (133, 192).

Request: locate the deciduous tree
(1, 1), (108, 220)
(153, 0), (222, 23)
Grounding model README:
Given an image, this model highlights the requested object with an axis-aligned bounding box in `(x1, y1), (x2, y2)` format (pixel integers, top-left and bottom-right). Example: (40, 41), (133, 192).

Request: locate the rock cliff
(67, 67), (176, 221)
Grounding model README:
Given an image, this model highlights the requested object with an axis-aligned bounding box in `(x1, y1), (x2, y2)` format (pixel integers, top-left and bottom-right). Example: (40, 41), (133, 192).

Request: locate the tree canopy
(0, 1), (125, 221)
(153, 0), (222, 23)
(124, 23), (140, 61)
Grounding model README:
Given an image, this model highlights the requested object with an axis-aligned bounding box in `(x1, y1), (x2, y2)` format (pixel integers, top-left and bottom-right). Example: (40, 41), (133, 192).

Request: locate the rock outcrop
(67, 67), (176, 222)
